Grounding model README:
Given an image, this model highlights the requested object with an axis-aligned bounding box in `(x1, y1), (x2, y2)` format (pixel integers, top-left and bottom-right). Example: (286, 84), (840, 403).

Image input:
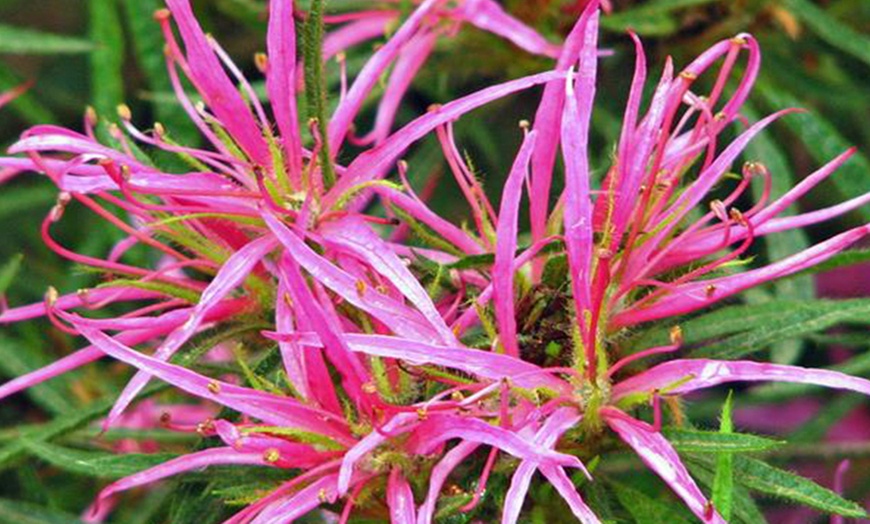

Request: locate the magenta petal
(250, 473), (340, 524)
(263, 210), (443, 341)
(105, 236), (276, 428)
(417, 441), (479, 524)
(91, 447), (267, 519)
(326, 70), (565, 206)
(320, 216), (457, 345)
(416, 415), (583, 469)
(461, 0), (560, 58)
(338, 413), (418, 495)
(603, 408), (724, 523)
(267, 332), (566, 391)
(165, 0), (270, 165)
(539, 465), (600, 524)
(493, 130), (537, 358)
(613, 358), (870, 400)
(502, 407), (582, 524)
(266, 0), (303, 180)
(328, 0), (440, 154)
(74, 325), (353, 443)
(616, 224), (870, 326)
(388, 468), (418, 524)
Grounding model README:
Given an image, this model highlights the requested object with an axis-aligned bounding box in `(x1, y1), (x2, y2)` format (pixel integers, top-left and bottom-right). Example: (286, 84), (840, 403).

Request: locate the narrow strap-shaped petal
(602, 408), (725, 523)
(263, 210), (443, 340)
(356, 30), (438, 146)
(90, 447), (267, 519)
(279, 254), (370, 405)
(417, 441), (479, 524)
(325, 70), (564, 207)
(105, 236), (277, 428)
(615, 224), (870, 326)
(613, 359), (870, 401)
(250, 473), (340, 524)
(266, 332), (567, 391)
(321, 216), (457, 345)
(165, 0), (270, 165)
(338, 413), (418, 495)
(502, 407), (582, 524)
(0, 287), (160, 324)
(493, 130), (537, 358)
(529, 1), (599, 245)
(75, 325), (353, 443)
(328, 0), (440, 154)
(388, 468), (418, 524)
(416, 415), (584, 469)
(267, 0), (303, 181)
(539, 465), (601, 523)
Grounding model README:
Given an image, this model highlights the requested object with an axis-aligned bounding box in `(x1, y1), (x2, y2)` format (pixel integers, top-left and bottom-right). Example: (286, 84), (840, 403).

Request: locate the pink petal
(602, 408), (724, 523)
(338, 413), (418, 495)
(493, 130), (537, 358)
(460, 0), (560, 58)
(266, 0), (303, 181)
(165, 0), (270, 165)
(74, 324), (353, 443)
(326, 70), (565, 207)
(320, 216), (457, 345)
(91, 447), (267, 519)
(613, 359), (870, 400)
(539, 465), (601, 524)
(250, 473), (340, 524)
(328, 0), (440, 154)
(105, 236), (277, 428)
(417, 441), (479, 524)
(388, 468), (418, 524)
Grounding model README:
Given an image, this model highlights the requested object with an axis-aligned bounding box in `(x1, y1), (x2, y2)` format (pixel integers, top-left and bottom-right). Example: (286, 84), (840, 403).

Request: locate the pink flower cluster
(1, 1), (869, 522)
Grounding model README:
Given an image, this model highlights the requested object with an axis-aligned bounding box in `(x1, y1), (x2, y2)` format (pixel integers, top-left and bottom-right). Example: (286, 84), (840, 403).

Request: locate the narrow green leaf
(684, 459), (769, 524)
(0, 254), (23, 295)
(0, 498), (82, 524)
(0, 64), (55, 124)
(742, 103), (812, 363)
(734, 456), (866, 517)
(712, 392), (734, 521)
(663, 428), (782, 454)
(89, 0), (126, 117)
(599, 0), (718, 36)
(783, 0), (870, 68)
(0, 24), (94, 55)
(688, 299), (870, 360)
(609, 479), (693, 524)
(0, 334), (74, 415)
(24, 440), (175, 479)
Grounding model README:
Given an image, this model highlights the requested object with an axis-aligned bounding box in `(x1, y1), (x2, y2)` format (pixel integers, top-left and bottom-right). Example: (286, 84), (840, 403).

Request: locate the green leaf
(734, 456), (866, 517)
(24, 440), (176, 479)
(89, 0), (126, 117)
(742, 102), (812, 363)
(0, 334), (75, 415)
(0, 498), (83, 524)
(599, 0), (718, 36)
(0, 254), (23, 295)
(683, 459), (768, 524)
(688, 299), (870, 360)
(0, 24), (93, 55)
(712, 392), (734, 521)
(609, 479), (693, 524)
(783, 0), (870, 68)
(0, 64), (56, 124)
(662, 428), (782, 454)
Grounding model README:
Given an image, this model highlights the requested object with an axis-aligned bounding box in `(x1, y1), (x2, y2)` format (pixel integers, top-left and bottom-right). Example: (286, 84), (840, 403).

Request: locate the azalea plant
(1, 0), (870, 523)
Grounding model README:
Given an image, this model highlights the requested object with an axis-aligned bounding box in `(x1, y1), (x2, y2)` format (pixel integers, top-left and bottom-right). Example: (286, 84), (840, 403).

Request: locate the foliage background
(0, 0), (869, 522)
